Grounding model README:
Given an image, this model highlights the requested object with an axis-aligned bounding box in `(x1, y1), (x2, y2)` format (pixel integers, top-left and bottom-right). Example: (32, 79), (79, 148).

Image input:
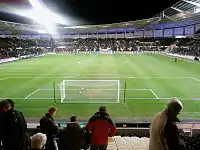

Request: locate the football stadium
(0, 0), (200, 150)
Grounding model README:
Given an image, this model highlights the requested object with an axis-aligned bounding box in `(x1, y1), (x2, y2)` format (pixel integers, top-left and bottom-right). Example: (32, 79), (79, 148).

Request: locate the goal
(59, 80), (120, 103)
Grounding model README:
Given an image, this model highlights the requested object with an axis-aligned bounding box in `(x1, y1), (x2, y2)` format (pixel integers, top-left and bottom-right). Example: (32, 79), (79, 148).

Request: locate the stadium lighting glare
(37, 30), (48, 34)
(64, 26), (88, 29)
(194, 7), (200, 13)
(28, 0), (43, 9)
(27, 0), (67, 24)
(16, 9), (57, 34)
(14, 0), (70, 34)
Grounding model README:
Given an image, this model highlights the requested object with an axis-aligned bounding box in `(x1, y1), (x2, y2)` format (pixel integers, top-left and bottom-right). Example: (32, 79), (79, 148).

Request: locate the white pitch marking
(150, 89), (159, 99)
(191, 77), (200, 84)
(6, 76), (193, 79)
(0, 77), (8, 81)
(24, 89), (40, 99)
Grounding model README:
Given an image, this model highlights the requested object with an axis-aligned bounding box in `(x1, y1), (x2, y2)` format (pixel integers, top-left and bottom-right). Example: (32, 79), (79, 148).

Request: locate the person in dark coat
(2, 99), (27, 150)
(86, 106), (117, 150)
(0, 100), (7, 148)
(58, 115), (84, 150)
(149, 97), (186, 150)
(39, 106), (59, 150)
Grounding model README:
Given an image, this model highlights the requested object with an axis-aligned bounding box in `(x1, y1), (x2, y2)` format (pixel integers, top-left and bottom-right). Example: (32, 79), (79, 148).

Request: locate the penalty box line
(3, 76), (197, 79)
(22, 88), (159, 100)
(149, 89), (159, 99)
(39, 88), (160, 99)
(0, 77), (8, 81)
(24, 89), (40, 99)
(3, 97), (200, 100)
(191, 77), (200, 84)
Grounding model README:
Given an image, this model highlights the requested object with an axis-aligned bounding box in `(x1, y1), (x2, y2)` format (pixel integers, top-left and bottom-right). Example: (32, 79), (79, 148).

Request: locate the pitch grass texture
(0, 54), (200, 121)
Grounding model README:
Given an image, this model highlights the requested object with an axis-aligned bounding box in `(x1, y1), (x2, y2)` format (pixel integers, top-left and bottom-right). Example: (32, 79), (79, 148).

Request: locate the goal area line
(22, 88), (159, 100)
(2, 76), (200, 102)
(12, 87), (200, 102)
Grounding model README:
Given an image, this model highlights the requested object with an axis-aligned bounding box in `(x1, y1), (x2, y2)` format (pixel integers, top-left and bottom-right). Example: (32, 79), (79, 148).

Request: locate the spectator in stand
(39, 106), (59, 150)
(31, 133), (47, 150)
(2, 99), (27, 150)
(149, 97), (186, 150)
(86, 106), (117, 150)
(0, 37), (51, 59)
(58, 115), (84, 150)
(0, 100), (7, 149)
(0, 100), (6, 113)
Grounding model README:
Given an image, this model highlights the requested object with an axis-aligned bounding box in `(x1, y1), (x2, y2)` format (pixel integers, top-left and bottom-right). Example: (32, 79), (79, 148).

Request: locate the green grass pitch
(0, 54), (200, 122)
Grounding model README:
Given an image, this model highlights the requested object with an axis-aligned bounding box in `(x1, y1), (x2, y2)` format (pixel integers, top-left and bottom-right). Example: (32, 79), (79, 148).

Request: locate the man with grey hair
(31, 133), (47, 150)
(149, 97), (186, 150)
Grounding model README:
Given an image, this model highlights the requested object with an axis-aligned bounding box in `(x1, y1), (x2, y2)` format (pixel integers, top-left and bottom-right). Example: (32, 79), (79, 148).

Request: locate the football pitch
(0, 54), (200, 122)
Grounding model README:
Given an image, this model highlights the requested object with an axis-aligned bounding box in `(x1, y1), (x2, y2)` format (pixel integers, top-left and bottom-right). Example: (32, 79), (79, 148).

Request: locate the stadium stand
(0, 37), (52, 59)
(0, 36), (199, 59)
(55, 38), (177, 53)
(171, 38), (200, 57)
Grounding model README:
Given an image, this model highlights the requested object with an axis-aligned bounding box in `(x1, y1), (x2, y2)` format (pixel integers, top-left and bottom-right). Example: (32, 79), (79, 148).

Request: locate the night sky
(0, 0), (180, 25)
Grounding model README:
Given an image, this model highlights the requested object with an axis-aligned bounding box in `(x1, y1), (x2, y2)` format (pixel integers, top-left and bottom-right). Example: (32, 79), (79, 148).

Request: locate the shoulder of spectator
(106, 116), (116, 126)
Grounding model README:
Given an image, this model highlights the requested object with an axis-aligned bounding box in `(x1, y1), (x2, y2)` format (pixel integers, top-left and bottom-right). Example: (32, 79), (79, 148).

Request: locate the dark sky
(0, 0), (180, 25)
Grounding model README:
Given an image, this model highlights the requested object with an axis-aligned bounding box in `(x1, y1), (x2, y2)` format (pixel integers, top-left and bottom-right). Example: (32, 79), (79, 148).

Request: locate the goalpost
(59, 80), (120, 103)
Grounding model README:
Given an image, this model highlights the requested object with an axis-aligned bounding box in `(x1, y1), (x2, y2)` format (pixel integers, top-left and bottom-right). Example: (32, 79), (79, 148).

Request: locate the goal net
(59, 80), (120, 103)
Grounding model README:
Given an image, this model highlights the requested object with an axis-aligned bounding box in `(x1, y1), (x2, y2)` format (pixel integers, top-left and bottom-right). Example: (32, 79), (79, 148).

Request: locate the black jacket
(2, 109), (27, 150)
(164, 118), (185, 150)
(39, 113), (58, 140)
(0, 111), (4, 146)
(58, 122), (84, 150)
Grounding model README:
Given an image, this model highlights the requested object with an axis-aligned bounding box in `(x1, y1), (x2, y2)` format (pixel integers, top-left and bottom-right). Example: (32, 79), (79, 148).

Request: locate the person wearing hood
(86, 106), (117, 150)
(149, 97), (185, 150)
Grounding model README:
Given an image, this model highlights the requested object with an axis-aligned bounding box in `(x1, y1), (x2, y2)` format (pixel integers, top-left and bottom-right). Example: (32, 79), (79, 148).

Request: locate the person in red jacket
(86, 106), (117, 150)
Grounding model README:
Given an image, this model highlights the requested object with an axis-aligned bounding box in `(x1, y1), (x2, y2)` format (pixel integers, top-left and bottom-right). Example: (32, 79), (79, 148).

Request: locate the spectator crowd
(171, 38), (200, 57)
(0, 97), (190, 150)
(0, 37), (54, 59)
(55, 38), (176, 53)
(0, 37), (200, 58)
